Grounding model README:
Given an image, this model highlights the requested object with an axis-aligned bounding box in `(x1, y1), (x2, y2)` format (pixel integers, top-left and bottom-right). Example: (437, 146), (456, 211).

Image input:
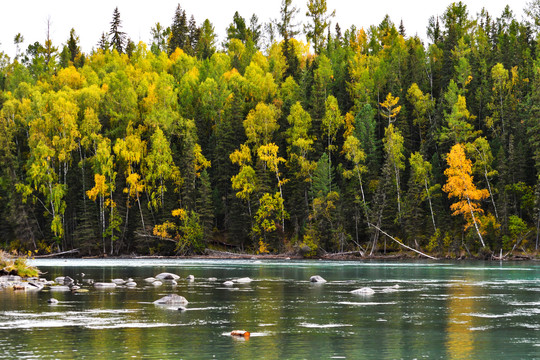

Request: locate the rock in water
(126, 282), (137, 287)
(47, 298), (59, 304)
(351, 287), (375, 295)
(111, 278), (126, 285)
(310, 275), (327, 283)
(208, 277), (218, 281)
(63, 276), (75, 286)
(178, 306), (187, 311)
(235, 277), (253, 284)
(231, 330), (250, 338)
(155, 273), (180, 280)
(153, 294), (189, 305)
(144, 277), (156, 283)
(186, 275), (195, 282)
(152, 281), (162, 286)
(223, 281), (234, 286)
(54, 276), (65, 284)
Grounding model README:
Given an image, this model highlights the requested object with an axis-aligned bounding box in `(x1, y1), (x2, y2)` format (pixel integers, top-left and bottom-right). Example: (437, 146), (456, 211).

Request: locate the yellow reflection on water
(445, 281), (478, 360)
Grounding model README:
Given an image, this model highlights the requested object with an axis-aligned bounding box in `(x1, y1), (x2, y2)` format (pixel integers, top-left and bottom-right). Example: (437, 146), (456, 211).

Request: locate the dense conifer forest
(0, 1), (539, 258)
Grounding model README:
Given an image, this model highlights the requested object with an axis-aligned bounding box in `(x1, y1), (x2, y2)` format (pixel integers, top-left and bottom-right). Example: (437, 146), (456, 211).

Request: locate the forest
(0, 0), (539, 258)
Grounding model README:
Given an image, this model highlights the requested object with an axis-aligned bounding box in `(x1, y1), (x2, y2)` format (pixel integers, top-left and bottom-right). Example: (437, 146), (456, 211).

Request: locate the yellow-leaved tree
(443, 143), (489, 247)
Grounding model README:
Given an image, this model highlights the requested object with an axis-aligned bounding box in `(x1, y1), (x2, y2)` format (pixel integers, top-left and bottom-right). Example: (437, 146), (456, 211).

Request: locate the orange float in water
(230, 330), (250, 338)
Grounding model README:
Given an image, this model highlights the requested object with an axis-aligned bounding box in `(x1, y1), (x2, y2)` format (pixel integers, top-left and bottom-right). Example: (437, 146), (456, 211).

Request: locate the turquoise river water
(0, 259), (538, 359)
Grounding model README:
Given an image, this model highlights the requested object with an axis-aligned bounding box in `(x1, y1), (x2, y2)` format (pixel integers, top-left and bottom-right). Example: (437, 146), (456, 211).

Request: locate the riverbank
(74, 248), (538, 262)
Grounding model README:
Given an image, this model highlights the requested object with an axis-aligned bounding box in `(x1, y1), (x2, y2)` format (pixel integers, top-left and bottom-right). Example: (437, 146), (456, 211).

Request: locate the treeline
(0, 0), (539, 257)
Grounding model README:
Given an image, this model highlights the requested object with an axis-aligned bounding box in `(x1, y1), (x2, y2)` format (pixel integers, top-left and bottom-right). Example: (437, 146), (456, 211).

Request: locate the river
(0, 259), (538, 359)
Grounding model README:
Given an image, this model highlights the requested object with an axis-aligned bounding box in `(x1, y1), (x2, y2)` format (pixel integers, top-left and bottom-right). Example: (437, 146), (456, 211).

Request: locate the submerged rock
(208, 277), (218, 282)
(235, 277), (253, 284)
(310, 275), (327, 283)
(155, 273), (180, 280)
(94, 282), (117, 288)
(351, 287), (375, 295)
(49, 285), (71, 291)
(153, 294), (188, 305)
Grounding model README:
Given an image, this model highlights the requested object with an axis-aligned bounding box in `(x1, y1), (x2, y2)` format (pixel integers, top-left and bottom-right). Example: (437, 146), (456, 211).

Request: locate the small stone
(47, 298), (59, 304)
(310, 275), (326, 283)
(208, 277), (218, 281)
(70, 285), (80, 291)
(186, 275), (195, 282)
(152, 281), (163, 286)
(144, 277), (156, 283)
(126, 282), (137, 287)
(111, 278), (126, 285)
(223, 281), (234, 286)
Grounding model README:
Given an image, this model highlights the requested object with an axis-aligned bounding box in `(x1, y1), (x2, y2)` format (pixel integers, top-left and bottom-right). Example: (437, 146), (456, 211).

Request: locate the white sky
(0, 0), (530, 58)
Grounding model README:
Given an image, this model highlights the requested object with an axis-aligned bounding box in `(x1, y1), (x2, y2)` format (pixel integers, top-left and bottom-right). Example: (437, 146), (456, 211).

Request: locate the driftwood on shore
(34, 249), (80, 258)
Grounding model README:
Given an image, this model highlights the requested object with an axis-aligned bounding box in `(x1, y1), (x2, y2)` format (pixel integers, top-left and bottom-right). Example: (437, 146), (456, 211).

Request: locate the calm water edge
(0, 259), (538, 359)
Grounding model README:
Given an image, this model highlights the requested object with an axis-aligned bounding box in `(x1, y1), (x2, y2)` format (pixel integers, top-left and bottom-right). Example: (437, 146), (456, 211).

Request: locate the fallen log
(367, 223), (437, 260)
(34, 249), (80, 258)
(324, 250), (365, 257)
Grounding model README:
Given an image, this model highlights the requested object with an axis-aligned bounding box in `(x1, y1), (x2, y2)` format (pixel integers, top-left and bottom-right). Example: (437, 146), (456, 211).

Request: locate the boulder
(54, 276), (65, 284)
(26, 282), (44, 291)
(351, 287), (375, 295)
(153, 294), (188, 305)
(155, 272), (180, 280)
(310, 275), (327, 283)
(63, 276), (75, 286)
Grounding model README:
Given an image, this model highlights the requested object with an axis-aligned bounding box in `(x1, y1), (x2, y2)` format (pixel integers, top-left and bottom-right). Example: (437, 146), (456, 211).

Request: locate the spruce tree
(169, 4), (188, 54)
(109, 7), (126, 53)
